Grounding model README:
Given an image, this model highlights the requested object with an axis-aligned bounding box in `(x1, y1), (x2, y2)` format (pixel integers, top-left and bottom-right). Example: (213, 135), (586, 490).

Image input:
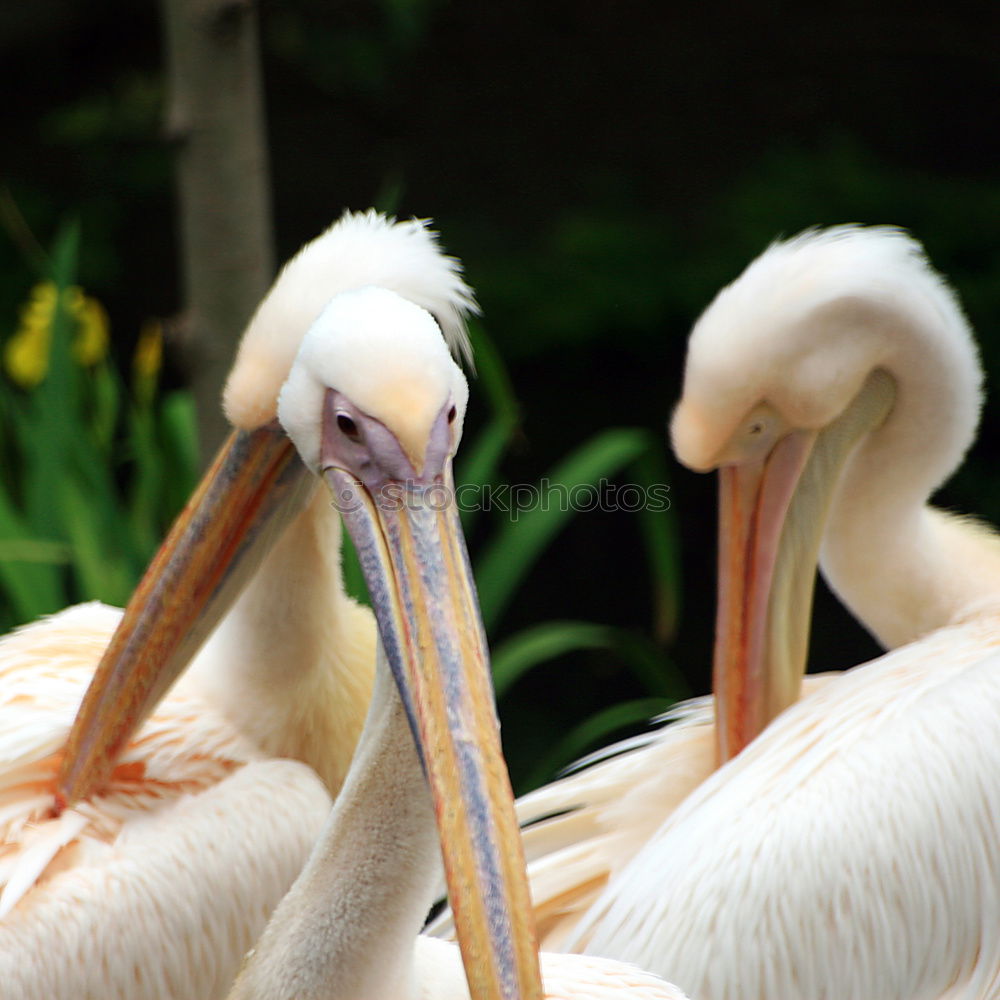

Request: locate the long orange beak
(713, 369), (897, 763)
(322, 395), (543, 1000)
(713, 430), (816, 762)
(55, 423), (314, 810)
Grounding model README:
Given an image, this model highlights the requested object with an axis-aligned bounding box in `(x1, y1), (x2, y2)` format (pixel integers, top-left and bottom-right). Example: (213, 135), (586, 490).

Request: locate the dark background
(3, 0), (1000, 787)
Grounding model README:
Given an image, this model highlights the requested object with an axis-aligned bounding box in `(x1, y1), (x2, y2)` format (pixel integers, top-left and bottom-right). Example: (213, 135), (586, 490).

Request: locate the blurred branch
(161, 0), (274, 462)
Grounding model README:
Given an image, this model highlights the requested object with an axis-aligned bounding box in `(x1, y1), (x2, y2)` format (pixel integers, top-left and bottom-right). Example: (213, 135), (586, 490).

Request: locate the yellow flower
(4, 281), (111, 387)
(5, 282), (56, 387)
(71, 294), (110, 367)
(26, 282), (58, 322)
(5, 324), (49, 387)
(133, 318), (163, 404)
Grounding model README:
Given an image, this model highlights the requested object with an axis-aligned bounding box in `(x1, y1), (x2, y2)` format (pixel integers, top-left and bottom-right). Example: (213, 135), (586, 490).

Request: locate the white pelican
(224, 303), (690, 997)
(54, 273), (691, 1000)
(0, 210), (480, 999)
(496, 226), (1000, 999)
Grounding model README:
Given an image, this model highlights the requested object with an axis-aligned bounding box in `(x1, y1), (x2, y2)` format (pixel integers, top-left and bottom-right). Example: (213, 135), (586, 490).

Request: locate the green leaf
(58, 473), (134, 606)
(126, 403), (164, 558)
(88, 361), (122, 456)
(456, 417), (511, 533)
(340, 531), (370, 607)
(467, 321), (519, 428)
(157, 391), (200, 518)
(456, 324), (522, 533)
(0, 538), (71, 563)
(0, 486), (64, 621)
(457, 417), (510, 494)
(474, 427), (657, 630)
(492, 619), (686, 702)
(629, 448), (682, 642)
(22, 221), (81, 535)
(523, 697), (671, 791)
(492, 620), (614, 698)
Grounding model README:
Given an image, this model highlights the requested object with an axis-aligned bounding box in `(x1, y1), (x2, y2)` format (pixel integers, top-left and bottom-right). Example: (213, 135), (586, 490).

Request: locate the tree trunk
(161, 0), (274, 462)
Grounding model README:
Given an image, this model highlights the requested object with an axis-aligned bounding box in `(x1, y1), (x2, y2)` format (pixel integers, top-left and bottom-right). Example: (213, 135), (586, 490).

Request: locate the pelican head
(55, 215), (543, 1000)
(671, 226), (981, 761)
(278, 285), (469, 474)
(224, 208), (475, 431)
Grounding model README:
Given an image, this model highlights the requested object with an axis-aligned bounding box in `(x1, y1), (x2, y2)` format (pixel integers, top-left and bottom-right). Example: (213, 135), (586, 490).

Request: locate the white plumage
(0, 211), (477, 999)
(453, 226), (1000, 1000)
(0, 603), (331, 999)
(571, 624), (1000, 999)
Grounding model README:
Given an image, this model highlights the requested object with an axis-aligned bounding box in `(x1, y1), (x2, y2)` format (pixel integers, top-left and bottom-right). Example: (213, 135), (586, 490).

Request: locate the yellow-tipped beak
(56, 424), (313, 810)
(327, 464), (543, 1000)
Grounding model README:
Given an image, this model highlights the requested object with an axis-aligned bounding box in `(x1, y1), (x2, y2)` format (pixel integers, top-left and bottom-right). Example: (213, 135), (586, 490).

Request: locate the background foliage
(1, 0), (998, 788)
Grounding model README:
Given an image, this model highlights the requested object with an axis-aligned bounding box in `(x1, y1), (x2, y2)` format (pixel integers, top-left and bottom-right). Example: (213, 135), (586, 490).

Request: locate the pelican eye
(337, 413), (361, 440)
(447, 405), (457, 424)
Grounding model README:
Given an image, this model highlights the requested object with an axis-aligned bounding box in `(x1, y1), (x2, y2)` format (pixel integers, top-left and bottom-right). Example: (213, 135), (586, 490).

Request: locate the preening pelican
(509, 226), (1000, 999)
(0, 211), (478, 999)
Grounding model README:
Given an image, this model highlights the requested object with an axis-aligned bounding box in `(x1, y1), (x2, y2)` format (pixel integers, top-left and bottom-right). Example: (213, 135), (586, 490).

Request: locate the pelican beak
(56, 424), (314, 809)
(713, 369), (896, 762)
(713, 430), (816, 762)
(322, 393), (543, 1000)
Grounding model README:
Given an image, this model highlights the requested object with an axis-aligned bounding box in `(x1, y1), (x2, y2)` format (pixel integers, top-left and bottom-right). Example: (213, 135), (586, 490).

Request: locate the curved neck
(818, 297), (1000, 648)
(183, 487), (376, 792)
(228, 655), (440, 1000)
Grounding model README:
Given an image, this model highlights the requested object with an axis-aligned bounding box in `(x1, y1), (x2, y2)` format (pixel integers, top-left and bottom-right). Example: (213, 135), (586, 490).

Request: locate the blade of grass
(341, 531), (370, 607)
(492, 620), (687, 701)
(457, 417), (511, 534)
(89, 360), (121, 457)
(158, 391), (200, 521)
(0, 487), (65, 620)
(492, 620), (612, 698)
(0, 538), (71, 563)
(126, 403), (165, 559)
(475, 427), (657, 630)
(523, 697), (671, 792)
(458, 324), (522, 533)
(467, 321), (519, 426)
(57, 474), (135, 606)
(629, 448), (682, 642)
(22, 221), (80, 535)
(457, 417), (511, 494)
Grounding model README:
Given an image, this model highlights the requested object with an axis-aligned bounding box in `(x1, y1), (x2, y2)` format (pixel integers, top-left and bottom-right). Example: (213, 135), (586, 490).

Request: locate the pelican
(222, 307), (689, 997)
(49, 259), (691, 999)
(0, 211), (480, 999)
(487, 226), (1000, 999)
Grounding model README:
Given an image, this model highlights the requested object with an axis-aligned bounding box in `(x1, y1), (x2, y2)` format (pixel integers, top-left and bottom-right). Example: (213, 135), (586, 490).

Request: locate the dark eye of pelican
(748, 421), (764, 435)
(447, 405), (457, 424)
(337, 413), (361, 441)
